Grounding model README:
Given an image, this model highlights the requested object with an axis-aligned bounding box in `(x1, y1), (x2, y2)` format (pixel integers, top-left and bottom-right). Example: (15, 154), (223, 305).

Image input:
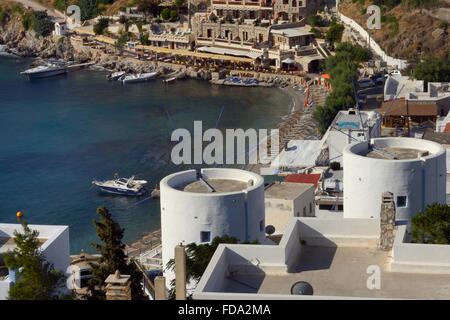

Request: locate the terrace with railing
(211, 0), (267, 6)
(295, 44), (318, 56)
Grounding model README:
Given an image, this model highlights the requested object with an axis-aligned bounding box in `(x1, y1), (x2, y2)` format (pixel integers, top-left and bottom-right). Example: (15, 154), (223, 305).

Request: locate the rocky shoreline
(0, 15), (307, 86)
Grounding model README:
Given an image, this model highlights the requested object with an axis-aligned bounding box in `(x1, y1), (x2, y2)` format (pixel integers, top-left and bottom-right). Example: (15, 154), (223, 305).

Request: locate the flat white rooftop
(257, 246), (450, 299)
(179, 179), (249, 193)
(194, 218), (450, 300)
(271, 27), (313, 38)
(265, 182), (313, 200)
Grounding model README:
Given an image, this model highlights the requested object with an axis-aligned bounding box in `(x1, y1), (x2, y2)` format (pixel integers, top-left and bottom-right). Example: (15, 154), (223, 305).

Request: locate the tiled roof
(285, 173), (321, 188)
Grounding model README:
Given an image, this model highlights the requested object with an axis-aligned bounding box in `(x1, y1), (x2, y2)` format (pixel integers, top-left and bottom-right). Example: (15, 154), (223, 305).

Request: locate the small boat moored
(121, 72), (158, 84)
(107, 71), (126, 81)
(21, 63), (67, 79)
(92, 176), (148, 196)
(163, 76), (177, 84)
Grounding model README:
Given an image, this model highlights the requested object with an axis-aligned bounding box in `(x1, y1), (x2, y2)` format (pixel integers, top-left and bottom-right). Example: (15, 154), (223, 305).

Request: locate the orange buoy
(16, 211), (23, 219)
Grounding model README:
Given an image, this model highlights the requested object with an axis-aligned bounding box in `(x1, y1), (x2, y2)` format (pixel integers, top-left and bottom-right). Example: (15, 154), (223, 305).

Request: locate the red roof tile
(285, 174), (321, 188)
(444, 123), (450, 133)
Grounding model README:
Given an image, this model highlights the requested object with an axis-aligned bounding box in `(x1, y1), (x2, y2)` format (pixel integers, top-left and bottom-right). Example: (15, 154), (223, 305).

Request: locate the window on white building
(200, 231), (211, 243)
(397, 196), (407, 208)
(259, 220), (264, 232)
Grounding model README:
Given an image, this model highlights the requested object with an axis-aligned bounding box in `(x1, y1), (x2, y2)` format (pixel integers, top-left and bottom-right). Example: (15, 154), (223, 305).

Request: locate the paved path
(10, 0), (65, 19)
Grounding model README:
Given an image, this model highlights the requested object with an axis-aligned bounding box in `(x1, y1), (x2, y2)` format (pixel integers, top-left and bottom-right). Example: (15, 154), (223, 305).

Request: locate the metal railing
(133, 259), (155, 299)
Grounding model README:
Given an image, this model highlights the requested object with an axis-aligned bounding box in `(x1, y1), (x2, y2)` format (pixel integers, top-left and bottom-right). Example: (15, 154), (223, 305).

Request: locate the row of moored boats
(20, 63), (160, 84)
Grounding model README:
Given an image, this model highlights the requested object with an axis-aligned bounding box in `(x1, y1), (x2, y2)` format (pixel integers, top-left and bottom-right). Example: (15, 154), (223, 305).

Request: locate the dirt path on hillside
(10, 0), (65, 19)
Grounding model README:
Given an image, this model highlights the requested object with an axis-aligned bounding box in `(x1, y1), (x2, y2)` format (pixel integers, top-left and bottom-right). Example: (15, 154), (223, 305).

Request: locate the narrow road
(10, 0), (65, 19)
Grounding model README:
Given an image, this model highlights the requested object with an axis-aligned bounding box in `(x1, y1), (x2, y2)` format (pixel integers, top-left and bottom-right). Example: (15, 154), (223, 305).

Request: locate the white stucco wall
(265, 185), (315, 235)
(0, 224), (70, 300)
(0, 280), (11, 301)
(194, 217), (381, 300)
(337, 10), (408, 70)
(392, 225), (450, 274)
(343, 138), (446, 221)
(160, 168), (265, 284)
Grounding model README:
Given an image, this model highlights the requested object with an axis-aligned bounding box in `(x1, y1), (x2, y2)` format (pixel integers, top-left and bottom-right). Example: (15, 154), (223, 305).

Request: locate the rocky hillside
(339, 0), (450, 61)
(0, 3), (77, 60)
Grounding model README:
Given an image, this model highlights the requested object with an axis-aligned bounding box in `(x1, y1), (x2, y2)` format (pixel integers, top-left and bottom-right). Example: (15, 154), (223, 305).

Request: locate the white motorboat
(20, 63), (67, 79)
(121, 72), (158, 84)
(107, 71), (126, 81)
(92, 176), (147, 196)
(163, 76), (177, 84)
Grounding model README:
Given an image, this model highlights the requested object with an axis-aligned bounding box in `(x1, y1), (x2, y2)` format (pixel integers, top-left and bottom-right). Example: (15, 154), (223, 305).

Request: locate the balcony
(295, 45), (317, 56)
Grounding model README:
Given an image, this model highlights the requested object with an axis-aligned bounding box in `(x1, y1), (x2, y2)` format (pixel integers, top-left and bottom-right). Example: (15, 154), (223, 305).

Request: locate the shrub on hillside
(31, 11), (54, 37)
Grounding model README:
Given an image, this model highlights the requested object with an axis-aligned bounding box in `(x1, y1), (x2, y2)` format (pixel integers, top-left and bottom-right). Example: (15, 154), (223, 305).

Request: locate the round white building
(160, 168), (265, 282)
(343, 137), (446, 221)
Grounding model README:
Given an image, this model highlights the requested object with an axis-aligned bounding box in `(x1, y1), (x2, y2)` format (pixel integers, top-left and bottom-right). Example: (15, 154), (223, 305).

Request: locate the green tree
(140, 32), (150, 45)
(169, 9), (178, 21)
(88, 207), (145, 300)
(93, 17), (109, 35)
(3, 220), (68, 300)
(412, 204), (450, 244)
(313, 42), (371, 134)
(21, 12), (32, 30)
(77, 0), (99, 21)
(0, 8), (8, 25)
(160, 7), (171, 20)
(313, 104), (337, 134)
(31, 11), (54, 37)
(175, 0), (186, 8)
(137, 0), (161, 19)
(307, 14), (323, 27)
(325, 21), (344, 45)
(115, 31), (128, 53)
(414, 55), (450, 84)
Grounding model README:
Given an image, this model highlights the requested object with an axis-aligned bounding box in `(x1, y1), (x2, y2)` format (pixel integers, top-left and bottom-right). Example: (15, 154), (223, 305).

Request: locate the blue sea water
(0, 57), (290, 253)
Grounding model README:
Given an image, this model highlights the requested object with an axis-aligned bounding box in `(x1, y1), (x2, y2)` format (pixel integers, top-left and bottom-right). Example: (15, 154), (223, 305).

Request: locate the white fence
(337, 10), (409, 70)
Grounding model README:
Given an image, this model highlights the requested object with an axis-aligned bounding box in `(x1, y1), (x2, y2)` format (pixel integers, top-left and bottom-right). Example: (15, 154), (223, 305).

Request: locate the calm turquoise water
(0, 57), (290, 253)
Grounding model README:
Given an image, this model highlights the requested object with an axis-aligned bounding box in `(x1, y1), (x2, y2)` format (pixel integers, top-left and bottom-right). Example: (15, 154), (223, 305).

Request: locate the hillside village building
(192, 138), (450, 299)
(382, 77), (450, 129)
(192, 0), (326, 70)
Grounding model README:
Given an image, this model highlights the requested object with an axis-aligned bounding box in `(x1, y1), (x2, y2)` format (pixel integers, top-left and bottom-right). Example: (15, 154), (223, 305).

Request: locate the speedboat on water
(107, 71), (126, 81)
(122, 72), (158, 84)
(92, 176), (147, 196)
(163, 76), (177, 84)
(20, 63), (67, 79)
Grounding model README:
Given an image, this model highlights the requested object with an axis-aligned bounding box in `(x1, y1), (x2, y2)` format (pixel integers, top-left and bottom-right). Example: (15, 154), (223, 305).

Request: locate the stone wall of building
(379, 192), (396, 251)
(274, 0), (307, 21)
(196, 21), (270, 45)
